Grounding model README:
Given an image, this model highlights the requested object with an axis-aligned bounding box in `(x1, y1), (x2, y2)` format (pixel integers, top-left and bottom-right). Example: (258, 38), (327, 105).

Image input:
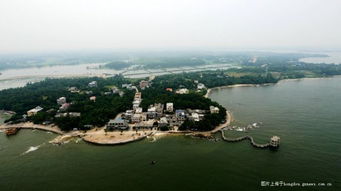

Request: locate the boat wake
(21, 143), (45, 155)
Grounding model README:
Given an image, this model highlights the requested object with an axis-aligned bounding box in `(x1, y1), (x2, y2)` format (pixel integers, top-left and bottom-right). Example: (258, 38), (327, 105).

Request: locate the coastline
(205, 75), (341, 98)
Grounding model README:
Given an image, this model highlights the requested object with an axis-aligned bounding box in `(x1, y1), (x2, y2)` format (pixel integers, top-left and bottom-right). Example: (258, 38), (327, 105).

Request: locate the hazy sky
(0, 0), (340, 53)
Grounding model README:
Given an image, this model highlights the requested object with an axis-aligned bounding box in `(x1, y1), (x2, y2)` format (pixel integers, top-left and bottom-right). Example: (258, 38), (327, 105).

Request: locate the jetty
(220, 130), (280, 149)
(0, 123), (64, 135)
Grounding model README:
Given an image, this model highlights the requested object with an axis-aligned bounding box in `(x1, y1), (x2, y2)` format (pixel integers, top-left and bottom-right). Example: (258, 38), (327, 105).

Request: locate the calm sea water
(1, 77), (340, 191)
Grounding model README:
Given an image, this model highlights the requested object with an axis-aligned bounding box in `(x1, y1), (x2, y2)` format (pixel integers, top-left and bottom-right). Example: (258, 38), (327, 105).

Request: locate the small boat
(151, 160), (157, 165)
(5, 127), (19, 136)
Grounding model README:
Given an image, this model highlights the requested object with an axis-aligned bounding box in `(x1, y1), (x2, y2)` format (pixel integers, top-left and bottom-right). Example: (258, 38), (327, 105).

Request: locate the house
(111, 87), (119, 94)
(175, 110), (187, 121)
(123, 110), (134, 121)
(88, 81), (97, 88)
(166, 103), (174, 113)
(197, 83), (206, 90)
(90, 96), (96, 102)
(135, 107), (143, 114)
(155, 103), (164, 115)
(147, 106), (157, 119)
(68, 87), (79, 93)
(57, 97), (66, 105)
(134, 120), (155, 129)
(158, 117), (169, 128)
(122, 83), (132, 89)
(27, 106), (43, 117)
(165, 88), (173, 92)
(55, 112), (81, 118)
(147, 103), (163, 119)
(106, 117), (129, 131)
(176, 88), (189, 94)
(134, 92), (142, 101)
(210, 106), (220, 114)
(119, 91), (124, 97)
(190, 113), (200, 122)
(139, 80), (150, 90)
(131, 113), (147, 123)
(133, 100), (141, 110)
(59, 103), (70, 111)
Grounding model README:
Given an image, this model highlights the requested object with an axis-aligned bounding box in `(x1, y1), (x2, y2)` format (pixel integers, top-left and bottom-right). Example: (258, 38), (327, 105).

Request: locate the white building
(210, 106), (220, 114)
(90, 96), (96, 102)
(132, 113), (147, 123)
(197, 83), (206, 90)
(133, 100), (141, 110)
(175, 88), (189, 94)
(57, 97), (66, 105)
(166, 103), (174, 113)
(135, 107), (143, 114)
(191, 113), (200, 122)
(27, 106), (43, 117)
(88, 81), (97, 88)
(59, 103), (70, 111)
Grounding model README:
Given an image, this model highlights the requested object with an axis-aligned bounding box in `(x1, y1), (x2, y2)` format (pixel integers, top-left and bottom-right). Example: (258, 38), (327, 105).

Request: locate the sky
(0, 0), (340, 53)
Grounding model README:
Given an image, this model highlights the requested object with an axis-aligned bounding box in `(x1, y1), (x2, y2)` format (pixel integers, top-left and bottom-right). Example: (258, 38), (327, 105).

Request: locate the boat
(151, 160), (157, 165)
(5, 127), (19, 136)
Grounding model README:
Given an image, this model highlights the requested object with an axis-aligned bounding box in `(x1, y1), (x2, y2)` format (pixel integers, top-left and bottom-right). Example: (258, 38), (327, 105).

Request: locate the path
(0, 122), (64, 135)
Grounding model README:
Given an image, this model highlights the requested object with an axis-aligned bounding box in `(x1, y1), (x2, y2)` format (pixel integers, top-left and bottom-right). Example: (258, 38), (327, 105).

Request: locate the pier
(0, 123), (64, 135)
(220, 130), (280, 149)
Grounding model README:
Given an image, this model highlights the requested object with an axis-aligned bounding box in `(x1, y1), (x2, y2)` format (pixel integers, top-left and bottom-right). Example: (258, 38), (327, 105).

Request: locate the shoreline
(205, 75), (341, 98)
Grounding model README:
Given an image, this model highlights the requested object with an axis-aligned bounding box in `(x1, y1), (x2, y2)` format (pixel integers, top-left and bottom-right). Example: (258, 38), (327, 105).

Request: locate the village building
(176, 88), (189, 94)
(106, 117), (129, 131)
(55, 112), (81, 118)
(90, 96), (96, 102)
(175, 109), (187, 121)
(210, 106), (220, 114)
(27, 106), (43, 117)
(57, 97), (66, 105)
(134, 92), (142, 101)
(139, 80), (150, 90)
(88, 81), (97, 88)
(190, 113), (200, 122)
(158, 117), (169, 128)
(135, 107), (143, 114)
(147, 106), (157, 119)
(133, 100), (141, 110)
(85, 90), (93, 95)
(166, 103), (174, 113)
(134, 120), (155, 130)
(131, 113), (147, 123)
(68, 87), (79, 93)
(59, 103), (70, 111)
(122, 83), (132, 89)
(197, 83), (206, 90)
(165, 88), (173, 92)
(119, 91), (125, 97)
(111, 87), (119, 94)
(123, 110), (134, 121)
(146, 103), (164, 119)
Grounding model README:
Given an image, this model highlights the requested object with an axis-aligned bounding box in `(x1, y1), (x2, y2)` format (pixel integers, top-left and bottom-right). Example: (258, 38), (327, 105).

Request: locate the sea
(0, 76), (340, 190)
